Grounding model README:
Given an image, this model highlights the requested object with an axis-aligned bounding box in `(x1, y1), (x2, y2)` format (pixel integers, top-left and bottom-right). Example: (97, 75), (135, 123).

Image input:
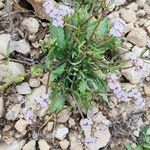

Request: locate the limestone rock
(121, 9), (136, 23)
(57, 108), (71, 123)
(16, 82), (32, 95)
(127, 28), (147, 47)
(23, 140), (36, 150)
(27, 0), (50, 20)
(15, 119), (28, 133)
(93, 124), (111, 150)
(55, 125), (69, 140)
(6, 104), (21, 121)
(29, 78), (41, 88)
(59, 139), (70, 150)
(38, 139), (50, 150)
(114, 0), (126, 6)
(11, 39), (31, 54)
(144, 82), (150, 97)
(0, 140), (25, 150)
(22, 17), (40, 34)
(69, 132), (83, 150)
(0, 34), (12, 59)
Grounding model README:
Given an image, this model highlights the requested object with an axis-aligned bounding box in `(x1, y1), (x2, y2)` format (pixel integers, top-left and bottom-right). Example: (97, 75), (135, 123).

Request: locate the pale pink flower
(129, 55), (144, 71)
(23, 107), (36, 124)
(36, 94), (49, 109)
(43, 1), (74, 27)
(84, 136), (97, 150)
(128, 88), (145, 110)
(135, 97), (145, 110)
(80, 118), (93, 137)
(110, 18), (125, 37)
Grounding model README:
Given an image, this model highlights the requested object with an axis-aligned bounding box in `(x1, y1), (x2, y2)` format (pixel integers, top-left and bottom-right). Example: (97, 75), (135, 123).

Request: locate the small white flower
(84, 136), (97, 150)
(135, 97), (145, 110)
(110, 18), (125, 37)
(80, 118), (93, 137)
(43, 1), (74, 27)
(23, 107), (36, 124)
(129, 55), (144, 71)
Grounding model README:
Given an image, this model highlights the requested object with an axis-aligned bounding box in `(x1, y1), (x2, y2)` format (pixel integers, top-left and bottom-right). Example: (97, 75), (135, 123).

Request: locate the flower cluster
(43, 1), (74, 27)
(23, 107), (36, 124)
(36, 94), (49, 109)
(84, 136), (97, 150)
(107, 73), (128, 101)
(129, 55), (144, 71)
(128, 89), (145, 110)
(22, 94), (49, 124)
(80, 118), (93, 137)
(80, 118), (97, 149)
(109, 18), (125, 37)
(107, 73), (145, 110)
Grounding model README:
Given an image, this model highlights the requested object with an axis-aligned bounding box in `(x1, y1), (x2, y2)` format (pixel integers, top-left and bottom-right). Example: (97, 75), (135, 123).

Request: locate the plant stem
(72, 94), (84, 119)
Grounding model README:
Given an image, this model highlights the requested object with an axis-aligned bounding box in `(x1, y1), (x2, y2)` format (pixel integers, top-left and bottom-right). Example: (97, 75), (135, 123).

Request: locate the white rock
(136, 10), (146, 17)
(114, 0), (126, 6)
(133, 130), (140, 137)
(69, 132), (83, 150)
(16, 82), (32, 95)
(0, 62), (25, 82)
(136, 0), (146, 7)
(8, 62), (26, 76)
(68, 118), (76, 127)
(15, 119), (28, 133)
(127, 28), (147, 47)
(144, 4), (150, 15)
(93, 124), (110, 150)
(55, 125), (69, 140)
(11, 39), (30, 54)
(25, 85), (50, 117)
(126, 3), (138, 11)
(57, 108), (71, 123)
(0, 34), (12, 59)
(22, 140), (36, 150)
(144, 82), (150, 97)
(0, 140), (26, 150)
(6, 104), (21, 121)
(22, 17), (40, 34)
(47, 122), (54, 131)
(124, 23), (134, 34)
(87, 106), (99, 119)
(0, 2), (4, 9)
(147, 25), (150, 34)
(120, 47), (150, 84)
(107, 11), (119, 20)
(38, 139), (50, 150)
(29, 78), (41, 87)
(0, 97), (4, 118)
(59, 139), (70, 150)
(121, 9), (136, 23)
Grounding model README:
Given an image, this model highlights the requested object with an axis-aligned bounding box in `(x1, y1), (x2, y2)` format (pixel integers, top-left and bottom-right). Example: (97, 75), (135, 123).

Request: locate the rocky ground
(0, 0), (150, 150)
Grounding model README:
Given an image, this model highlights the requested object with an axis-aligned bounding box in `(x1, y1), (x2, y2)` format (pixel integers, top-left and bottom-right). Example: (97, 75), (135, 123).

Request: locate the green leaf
(50, 94), (66, 113)
(98, 17), (111, 37)
(31, 66), (44, 77)
(135, 145), (143, 150)
(50, 63), (66, 81)
(78, 80), (87, 93)
(125, 144), (133, 150)
(51, 25), (66, 49)
(87, 18), (97, 39)
(143, 143), (150, 149)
